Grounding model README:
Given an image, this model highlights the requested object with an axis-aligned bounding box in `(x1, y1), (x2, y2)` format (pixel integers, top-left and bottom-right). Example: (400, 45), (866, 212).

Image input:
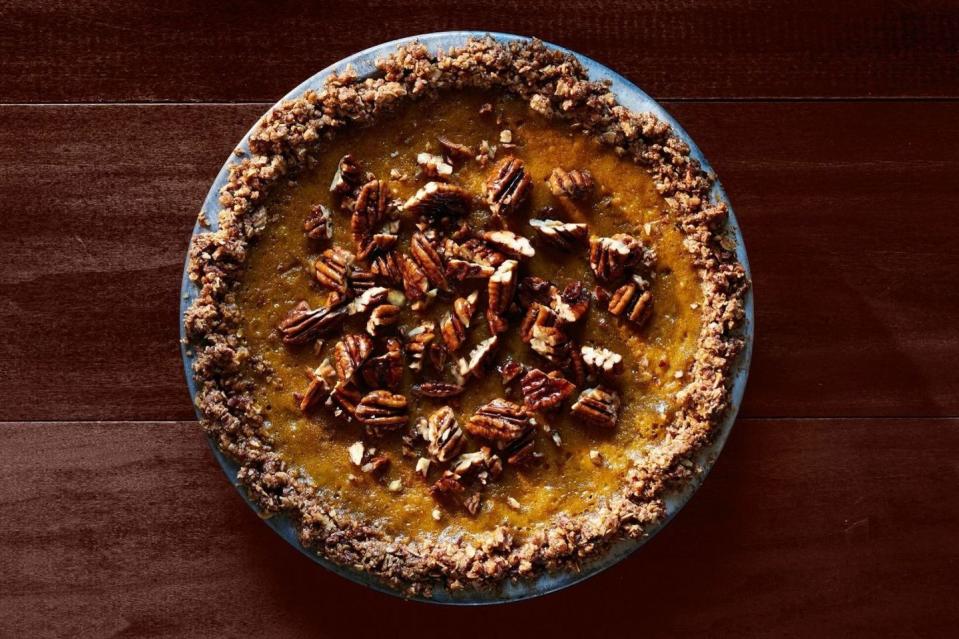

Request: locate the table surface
(2, 2), (958, 637)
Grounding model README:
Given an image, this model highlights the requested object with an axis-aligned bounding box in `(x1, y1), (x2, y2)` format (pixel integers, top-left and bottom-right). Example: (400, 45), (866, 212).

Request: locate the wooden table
(2, 2), (957, 636)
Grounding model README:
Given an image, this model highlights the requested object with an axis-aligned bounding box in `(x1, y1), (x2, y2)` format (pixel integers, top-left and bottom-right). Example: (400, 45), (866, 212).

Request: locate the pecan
(330, 154), (371, 196)
(529, 218), (588, 250)
(440, 290), (478, 352)
(330, 380), (363, 420)
(416, 152), (453, 179)
(456, 335), (498, 379)
(520, 368), (576, 411)
(430, 474), (480, 514)
(446, 258), (496, 281)
(588, 234), (646, 283)
(413, 382), (465, 399)
(366, 303), (401, 337)
(356, 390), (409, 436)
(361, 338), (404, 391)
(348, 286), (388, 316)
(362, 454), (391, 478)
(458, 238), (507, 267)
(480, 230), (535, 259)
(399, 252), (429, 301)
(566, 346), (587, 387)
(352, 180), (393, 259)
(304, 203), (333, 240)
(402, 181), (473, 218)
(486, 157), (532, 216)
(570, 386), (621, 429)
(517, 276), (555, 309)
(486, 259), (519, 334)
(581, 345), (624, 377)
(450, 447), (503, 483)
(437, 136), (474, 162)
(466, 398), (532, 444)
(314, 246), (354, 294)
(530, 322), (572, 364)
(501, 428), (537, 466)
(278, 300), (349, 346)
(498, 359), (527, 388)
(547, 167), (594, 200)
(333, 333), (373, 383)
(348, 268), (377, 293)
(608, 280), (653, 327)
(425, 406), (466, 462)
(551, 280), (591, 324)
(519, 302), (558, 343)
(405, 321), (436, 372)
(428, 342), (448, 373)
(299, 363), (333, 412)
(370, 251), (403, 287)
(410, 232), (449, 291)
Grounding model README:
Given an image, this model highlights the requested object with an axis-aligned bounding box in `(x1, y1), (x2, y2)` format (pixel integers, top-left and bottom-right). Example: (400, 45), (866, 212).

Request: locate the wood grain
(2, 101), (957, 420)
(2, 0), (959, 103)
(1, 418), (956, 637)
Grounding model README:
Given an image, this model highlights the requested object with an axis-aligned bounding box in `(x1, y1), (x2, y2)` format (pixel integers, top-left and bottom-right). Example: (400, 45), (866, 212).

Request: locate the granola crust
(183, 37), (748, 595)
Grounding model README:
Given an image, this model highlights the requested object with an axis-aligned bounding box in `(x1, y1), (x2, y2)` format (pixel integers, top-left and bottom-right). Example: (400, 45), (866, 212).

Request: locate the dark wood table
(2, 2), (958, 636)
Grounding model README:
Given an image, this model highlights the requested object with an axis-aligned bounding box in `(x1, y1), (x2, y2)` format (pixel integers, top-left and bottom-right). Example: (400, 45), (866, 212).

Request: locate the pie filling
(236, 91), (703, 537)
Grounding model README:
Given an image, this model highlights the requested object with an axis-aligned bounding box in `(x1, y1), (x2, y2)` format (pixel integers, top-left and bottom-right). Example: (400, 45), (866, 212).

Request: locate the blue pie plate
(179, 31), (753, 605)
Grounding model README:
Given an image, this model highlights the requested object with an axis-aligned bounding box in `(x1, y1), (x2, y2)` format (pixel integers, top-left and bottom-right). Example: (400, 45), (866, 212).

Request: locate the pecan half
(413, 382), (465, 399)
(361, 338), (404, 391)
(402, 181), (474, 218)
(581, 345), (624, 377)
(348, 286), (388, 316)
(486, 259), (519, 334)
(588, 234), (645, 283)
(547, 167), (594, 200)
(370, 251), (403, 287)
(456, 238), (507, 267)
(517, 275), (555, 309)
(330, 154), (371, 196)
(529, 218), (588, 250)
(304, 203), (333, 240)
(405, 321), (436, 372)
(425, 406), (466, 462)
(356, 390), (409, 436)
(501, 428), (537, 466)
(551, 280), (591, 324)
(314, 246), (354, 294)
(466, 398), (532, 444)
(446, 258), (496, 281)
(519, 302), (558, 344)
(278, 300), (349, 346)
(352, 180), (393, 259)
(410, 232), (449, 292)
(530, 322), (572, 364)
(330, 380), (363, 420)
(399, 252), (429, 301)
(366, 303), (401, 337)
(486, 156), (532, 216)
(480, 230), (536, 259)
(498, 359), (527, 388)
(298, 362), (334, 412)
(333, 333), (374, 383)
(457, 335), (498, 379)
(348, 268), (377, 294)
(440, 290), (478, 353)
(570, 386), (621, 429)
(438, 136), (474, 162)
(520, 368), (576, 411)
(608, 280), (653, 327)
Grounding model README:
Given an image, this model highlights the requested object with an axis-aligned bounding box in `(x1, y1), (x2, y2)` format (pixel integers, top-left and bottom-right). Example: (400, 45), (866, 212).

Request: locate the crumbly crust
(184, 37), (748, 595)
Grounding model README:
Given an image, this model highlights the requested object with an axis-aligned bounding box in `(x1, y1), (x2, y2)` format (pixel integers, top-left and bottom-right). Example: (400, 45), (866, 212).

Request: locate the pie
(184, 37), (748, 595)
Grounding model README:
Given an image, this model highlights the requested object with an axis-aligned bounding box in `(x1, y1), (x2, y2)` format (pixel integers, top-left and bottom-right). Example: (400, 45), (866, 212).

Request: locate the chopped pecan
(437, 136), (474, 162)
(551, 280), (591, 324)
(402, 181), (474, 218)
(416, 152), (453, 179)
(398, 252), (429, 301)
(581, 345), (624, 377)
(370, 251), (403, 287)
(450, 447), (503, 483)
(430, 474), (480, 514)
(608, 280), (653, 327)
(529, 218), (588, 250)
(330, 154), (371, 196)
(362, 454), (391, 478)
(348, 286), (388, 316)
(456, 335), (498, 379)
(425, 406), (466, 463)
(410, 232), (449, 291)
(486, 259), (519, 334)
(278, 300), (349, 346)
(333, 333), (373, 383)
(480, 230), (535, 259)
(356, 390), (409, 436)
(304, 203), (333, 240)
(413, 382), (465, 398)
(547, 167), (594, 200)
(571, 386), (621, 429)
(314, 246), (354, 294)
(520, 368), (576, 411)
(446, 258), (496, 281)
(366, 303), (401, 337)
(361, 338), (404, 391)
(440, 290), (478, 352)
(465, 398), (533, 444)
(588, 234), (646, 283)
(352, 180), (393, 259)
(486, 157), (532, 216)
(405, 321), (436, 372)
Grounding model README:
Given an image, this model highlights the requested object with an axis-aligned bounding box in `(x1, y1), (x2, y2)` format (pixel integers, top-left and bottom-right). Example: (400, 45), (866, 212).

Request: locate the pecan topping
(402, 181), (474, 218)
(450, 447), (503, 483)
(314, 246), (354, 294)
(455, 237), (507, 267)
(480, 230), (536, 259)
(298, 362), (334, 412)
(466, 398), (533, 444)
(551, 280), (591, 324)
(278, 300), (349, 346)
(517, 275), (555, 309)
(416, 152), (453, 179)
(366, 303), (401, 337)
(520, 368), (576, 411)
(581, 345), (624, 377)
(457, 335), (498, 379)
(304, 203), (333, 240)
(498, 359), (527, 388)
(410, 232), (449, 292)
(333, 333), (374, 383)
(520, 303), (572, 363)
(361, 338), (404, 391)
(570, 386), (621, 429)
(519, 302), (558, 343)
(352, 180), (393, 259)
(405, 322), (436, 372)
(330, 154), (371, 196)
(330, 380), (363, 420)
(424, 406), (466, 462)
(440, 290), (478, 353)
(486, 156), (532, 216)
(608, 279), (653, 327)
(501, 428), (537, 466)
(398, 252), (429, 301)
(348, 286), (388, 316)
(348, 268), (377, 293)
(529, 218), (588, 250)
(429, 474), (479, 515)
(370, 251), (403, 287)
(446, 258), (496, 281)
(588, 234), (646, 283)
(547, 167), (594, 200)
(413, 382), (465, 399)
(486, 259), (519, 334)
(437, 136), (474, 162)
(356, 390), (408, 436)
